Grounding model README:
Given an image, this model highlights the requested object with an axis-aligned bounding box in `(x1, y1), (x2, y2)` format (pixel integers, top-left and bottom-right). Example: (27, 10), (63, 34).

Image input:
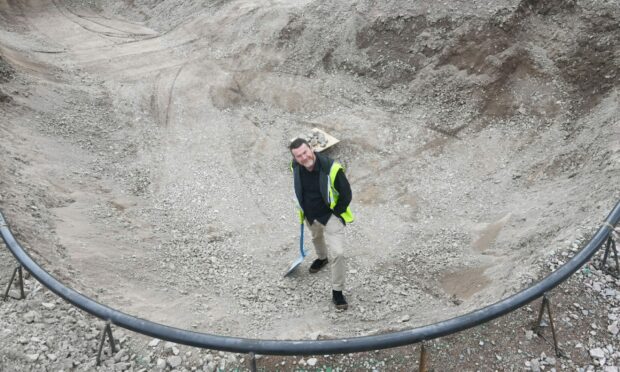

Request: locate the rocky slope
(0, 0), (618, 370)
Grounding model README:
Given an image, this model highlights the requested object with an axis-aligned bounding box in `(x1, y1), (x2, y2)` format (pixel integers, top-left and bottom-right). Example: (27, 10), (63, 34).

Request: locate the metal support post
(419, 342), (428, 372)
(3, 265), (25, 300)
(600, 236), (619, 277)
(96, 320), (118, 366)
(533, 295), (563, 357)
(248, 352), (257, 372)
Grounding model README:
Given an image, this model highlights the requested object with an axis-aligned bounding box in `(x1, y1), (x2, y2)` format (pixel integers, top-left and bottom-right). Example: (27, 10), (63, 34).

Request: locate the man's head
(289, 138), (316, 170)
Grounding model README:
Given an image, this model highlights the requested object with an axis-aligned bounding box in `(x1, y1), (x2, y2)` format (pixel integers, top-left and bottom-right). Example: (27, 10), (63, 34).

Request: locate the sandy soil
(0, 0), (619, 370)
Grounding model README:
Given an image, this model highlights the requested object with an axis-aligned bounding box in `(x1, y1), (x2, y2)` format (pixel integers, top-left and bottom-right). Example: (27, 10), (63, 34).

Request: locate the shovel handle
(300, 222), (305, 257)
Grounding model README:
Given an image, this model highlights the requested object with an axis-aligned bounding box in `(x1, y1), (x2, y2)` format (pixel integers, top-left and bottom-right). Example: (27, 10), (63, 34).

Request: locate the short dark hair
(289, 137), (310, 151)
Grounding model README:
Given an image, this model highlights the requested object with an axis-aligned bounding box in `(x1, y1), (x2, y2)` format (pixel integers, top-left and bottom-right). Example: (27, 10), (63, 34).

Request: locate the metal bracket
(599, 235), (619, 278)
(248, 352), (257, 372)
(533, 295), (564, 357)
(3, 266), (25, 301)
(96, 320), (118, 366)
(419, 341), (429, 372)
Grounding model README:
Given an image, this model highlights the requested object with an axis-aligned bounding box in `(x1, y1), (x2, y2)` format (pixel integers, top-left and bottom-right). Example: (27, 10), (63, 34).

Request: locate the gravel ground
(0, 0), (619, 370)
(2, 227), (620, 371)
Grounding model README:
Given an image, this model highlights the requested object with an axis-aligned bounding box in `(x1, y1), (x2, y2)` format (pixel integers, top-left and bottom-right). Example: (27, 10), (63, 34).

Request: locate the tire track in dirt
(149, 63), (188, 129)
(50, 0), (146, 41)
(0, 45), (62, 81)
(58, 2), (158, 40)
(164, 63), (186, 127)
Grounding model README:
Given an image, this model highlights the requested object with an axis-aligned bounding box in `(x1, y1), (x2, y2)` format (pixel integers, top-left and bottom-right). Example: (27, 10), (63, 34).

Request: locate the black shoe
(309, 258), (328, 273)
(332, 290), (348, 310)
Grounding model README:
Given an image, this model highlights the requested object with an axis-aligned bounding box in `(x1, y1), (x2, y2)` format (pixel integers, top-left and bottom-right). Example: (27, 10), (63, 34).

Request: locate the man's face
(291, 143), (316, 170)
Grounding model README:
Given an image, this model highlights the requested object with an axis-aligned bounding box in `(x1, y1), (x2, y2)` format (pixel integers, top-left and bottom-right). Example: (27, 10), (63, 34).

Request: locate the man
(289, 138), (354, 310)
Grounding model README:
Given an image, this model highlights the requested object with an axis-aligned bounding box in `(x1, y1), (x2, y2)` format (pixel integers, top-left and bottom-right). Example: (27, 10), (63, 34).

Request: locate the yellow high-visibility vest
(291, 156), (354, 224)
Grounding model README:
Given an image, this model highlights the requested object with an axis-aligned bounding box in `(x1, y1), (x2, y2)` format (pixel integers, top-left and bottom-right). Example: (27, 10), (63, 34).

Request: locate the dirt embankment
(0, 0), (619, 370)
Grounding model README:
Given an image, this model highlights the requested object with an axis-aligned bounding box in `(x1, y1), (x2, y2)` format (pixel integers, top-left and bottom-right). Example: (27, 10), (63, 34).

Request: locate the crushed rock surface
(0, 0), (619, 370)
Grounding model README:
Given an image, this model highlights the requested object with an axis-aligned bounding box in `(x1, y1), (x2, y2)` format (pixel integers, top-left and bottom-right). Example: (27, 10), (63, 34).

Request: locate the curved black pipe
(1, 201), (619, 355)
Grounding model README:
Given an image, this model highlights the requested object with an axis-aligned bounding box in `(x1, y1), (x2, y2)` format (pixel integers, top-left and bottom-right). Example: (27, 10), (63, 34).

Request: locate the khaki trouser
(306, 216), (345, 291)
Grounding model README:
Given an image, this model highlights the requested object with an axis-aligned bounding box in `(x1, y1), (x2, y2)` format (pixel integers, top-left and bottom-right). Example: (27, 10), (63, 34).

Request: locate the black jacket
(292, 152), (352, 223)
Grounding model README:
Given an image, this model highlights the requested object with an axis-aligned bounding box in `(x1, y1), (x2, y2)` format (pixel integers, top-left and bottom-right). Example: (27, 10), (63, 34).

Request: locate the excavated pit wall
(0, 0), (618, 342)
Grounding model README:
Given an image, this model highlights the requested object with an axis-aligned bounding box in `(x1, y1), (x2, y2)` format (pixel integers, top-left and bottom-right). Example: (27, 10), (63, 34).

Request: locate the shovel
(284, 222), (308, 277)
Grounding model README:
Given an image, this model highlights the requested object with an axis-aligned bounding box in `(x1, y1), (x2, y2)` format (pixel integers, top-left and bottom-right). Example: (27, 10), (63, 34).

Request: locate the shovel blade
(284, 223), (307, 277)
(283, 252), (307, 277)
